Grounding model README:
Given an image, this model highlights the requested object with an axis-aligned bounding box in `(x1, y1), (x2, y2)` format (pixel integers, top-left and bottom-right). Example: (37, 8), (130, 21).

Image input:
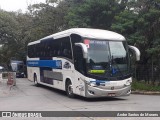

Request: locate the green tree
(65, 0), (129, 29)
(0, 10), (19, 66)
(27, 0), (70, 40)
(112, 0), (160, 82)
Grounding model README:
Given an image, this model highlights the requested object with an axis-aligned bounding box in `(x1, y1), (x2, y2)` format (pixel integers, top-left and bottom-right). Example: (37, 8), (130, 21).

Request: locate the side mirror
(128, 45), (140, 61)
(75, 43), (88, 58)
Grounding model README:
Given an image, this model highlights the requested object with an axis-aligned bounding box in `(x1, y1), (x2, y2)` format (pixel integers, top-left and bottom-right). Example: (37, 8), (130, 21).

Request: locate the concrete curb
(132, 90), (160, 95)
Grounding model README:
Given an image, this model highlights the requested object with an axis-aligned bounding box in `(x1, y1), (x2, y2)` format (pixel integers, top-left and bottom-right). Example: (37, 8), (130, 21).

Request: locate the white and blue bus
(27, 28), (140, 98)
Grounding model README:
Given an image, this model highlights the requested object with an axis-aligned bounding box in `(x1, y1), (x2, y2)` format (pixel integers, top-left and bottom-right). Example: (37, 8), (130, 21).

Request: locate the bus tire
(34, 74), (39, 87)
(66, 80), (74, 98)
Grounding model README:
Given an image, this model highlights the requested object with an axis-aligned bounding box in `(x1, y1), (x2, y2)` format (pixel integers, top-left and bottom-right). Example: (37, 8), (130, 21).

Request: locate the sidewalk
(131, 90), (160, 95)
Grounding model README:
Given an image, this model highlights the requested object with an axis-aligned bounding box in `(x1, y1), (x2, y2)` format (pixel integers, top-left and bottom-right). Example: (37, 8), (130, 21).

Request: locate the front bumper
(85, 84), (131, 98)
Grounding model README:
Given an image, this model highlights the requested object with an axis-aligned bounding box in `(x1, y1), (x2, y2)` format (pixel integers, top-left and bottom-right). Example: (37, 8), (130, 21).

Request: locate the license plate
(108, 93), (116, 96)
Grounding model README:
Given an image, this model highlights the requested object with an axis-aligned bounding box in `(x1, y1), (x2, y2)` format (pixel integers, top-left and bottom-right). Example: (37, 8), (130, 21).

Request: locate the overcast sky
(0, 0), (46, 12)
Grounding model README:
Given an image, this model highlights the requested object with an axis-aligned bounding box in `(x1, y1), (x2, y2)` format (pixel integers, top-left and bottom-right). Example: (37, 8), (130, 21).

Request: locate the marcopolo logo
(63, 62), (71, 69)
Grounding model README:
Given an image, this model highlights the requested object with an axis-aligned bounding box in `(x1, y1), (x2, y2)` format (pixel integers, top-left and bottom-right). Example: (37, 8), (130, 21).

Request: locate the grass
(132, 80), (160, 91)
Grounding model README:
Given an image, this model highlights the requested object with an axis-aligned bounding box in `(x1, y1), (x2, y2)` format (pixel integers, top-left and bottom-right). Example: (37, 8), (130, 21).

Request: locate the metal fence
(133, 64), (160, 84)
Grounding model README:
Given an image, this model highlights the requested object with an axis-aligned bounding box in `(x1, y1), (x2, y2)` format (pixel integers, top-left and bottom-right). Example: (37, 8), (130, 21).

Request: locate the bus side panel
(51, 69), (63, 90)
(62, 70), (74, 91)
(53, 59), (75, 91)
(73, 71), (86, 97)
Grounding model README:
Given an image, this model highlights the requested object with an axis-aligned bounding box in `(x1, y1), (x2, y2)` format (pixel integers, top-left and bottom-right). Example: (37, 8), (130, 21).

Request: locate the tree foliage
(65, 0), (127, 29)
(0, 10), (19, 66)
(112, 0), (160, 65)
(0, 0), (159, 78)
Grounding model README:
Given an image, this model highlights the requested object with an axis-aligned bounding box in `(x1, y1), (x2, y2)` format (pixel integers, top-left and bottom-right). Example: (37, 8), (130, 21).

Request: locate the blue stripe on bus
(27, 60), (62, 69)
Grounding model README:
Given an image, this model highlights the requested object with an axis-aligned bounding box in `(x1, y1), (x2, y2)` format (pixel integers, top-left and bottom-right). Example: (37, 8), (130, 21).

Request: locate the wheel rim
(68, 84), (73, 95)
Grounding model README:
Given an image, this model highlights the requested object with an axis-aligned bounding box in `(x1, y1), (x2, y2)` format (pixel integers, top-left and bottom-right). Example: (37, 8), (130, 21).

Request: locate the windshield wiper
(104, 56), (112, 77)
(110, 56), (124, 78)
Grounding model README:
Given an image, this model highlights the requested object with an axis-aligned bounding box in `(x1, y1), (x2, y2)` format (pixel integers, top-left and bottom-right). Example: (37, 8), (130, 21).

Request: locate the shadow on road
(82, 97), (127, 102)
(34, 84), (127, 102)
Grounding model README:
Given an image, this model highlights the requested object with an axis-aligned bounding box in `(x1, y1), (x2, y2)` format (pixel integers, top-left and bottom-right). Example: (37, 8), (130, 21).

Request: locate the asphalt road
(0, 78), (160, 120)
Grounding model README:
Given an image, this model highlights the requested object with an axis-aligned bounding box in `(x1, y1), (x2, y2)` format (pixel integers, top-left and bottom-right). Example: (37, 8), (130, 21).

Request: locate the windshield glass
(84, 39), (131, 80)
(18, 64), (24, 72)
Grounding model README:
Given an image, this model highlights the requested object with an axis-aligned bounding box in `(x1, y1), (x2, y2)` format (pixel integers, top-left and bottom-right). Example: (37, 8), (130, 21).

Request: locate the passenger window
(55, 37), (72, 59)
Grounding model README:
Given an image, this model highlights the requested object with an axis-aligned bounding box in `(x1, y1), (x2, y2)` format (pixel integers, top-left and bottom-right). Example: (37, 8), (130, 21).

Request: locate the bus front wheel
(34, 74), (39, 87)
(66, 80), (74, 98)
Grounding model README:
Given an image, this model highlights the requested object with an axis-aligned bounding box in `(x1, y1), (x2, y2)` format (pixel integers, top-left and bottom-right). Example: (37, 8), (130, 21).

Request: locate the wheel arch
(65, 77), (75, 98)
(33, 72), (37, 77)
(65, 78), (72, 89)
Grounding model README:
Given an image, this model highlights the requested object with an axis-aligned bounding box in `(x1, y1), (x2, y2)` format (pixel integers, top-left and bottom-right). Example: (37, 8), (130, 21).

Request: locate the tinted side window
(74, 46), (86, 74)
(28, 45), (36, 58)
(55, 36), (72, 59)
(70, 34), (82, 49)
(28, 37), (72, 59)
(62, 37), (72, 59)
(70, 34), (82, 59)
(38, 38), (51, 58)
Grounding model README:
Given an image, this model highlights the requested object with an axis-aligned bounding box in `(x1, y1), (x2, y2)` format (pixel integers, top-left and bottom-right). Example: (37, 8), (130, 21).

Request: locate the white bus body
(27, 28), (140, 98)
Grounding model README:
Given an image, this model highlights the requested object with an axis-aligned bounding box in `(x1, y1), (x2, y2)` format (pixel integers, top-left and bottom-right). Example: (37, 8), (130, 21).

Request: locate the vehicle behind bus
(11, 60), (26, 78)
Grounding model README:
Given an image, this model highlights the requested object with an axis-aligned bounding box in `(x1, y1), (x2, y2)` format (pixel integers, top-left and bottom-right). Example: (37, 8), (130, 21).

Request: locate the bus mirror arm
(75, 43), (88, 59)
(128, 45), (140, 61)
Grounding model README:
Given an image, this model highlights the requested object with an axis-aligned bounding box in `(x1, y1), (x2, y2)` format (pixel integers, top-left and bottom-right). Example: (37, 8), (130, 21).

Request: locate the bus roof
(28, 28), (125, 45)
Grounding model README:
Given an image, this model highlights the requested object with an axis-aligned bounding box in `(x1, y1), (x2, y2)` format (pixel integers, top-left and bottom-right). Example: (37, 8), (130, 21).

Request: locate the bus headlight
(90, 82), (97, 87)
(87, 81), (97, 87)
(125, 79), (132, 86)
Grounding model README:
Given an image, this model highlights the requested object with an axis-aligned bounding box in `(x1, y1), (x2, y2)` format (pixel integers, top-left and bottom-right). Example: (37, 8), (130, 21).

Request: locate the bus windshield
(84, 39), (131, 80)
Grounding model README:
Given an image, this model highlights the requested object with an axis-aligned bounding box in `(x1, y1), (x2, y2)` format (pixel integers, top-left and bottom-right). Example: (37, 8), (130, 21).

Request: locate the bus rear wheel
(34, 74), (39, 87)
(66, 80), (74, 98)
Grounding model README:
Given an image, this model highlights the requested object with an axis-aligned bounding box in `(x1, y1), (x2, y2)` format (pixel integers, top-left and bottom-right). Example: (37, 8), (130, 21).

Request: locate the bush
(132, 81), (160, 91)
